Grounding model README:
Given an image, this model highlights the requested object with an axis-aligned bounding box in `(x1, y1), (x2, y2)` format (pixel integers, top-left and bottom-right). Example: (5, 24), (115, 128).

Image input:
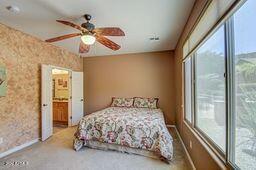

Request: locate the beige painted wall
(174, 0), (232, 169)
(0, 23), (83, 153)
(83, 51), (175, 124)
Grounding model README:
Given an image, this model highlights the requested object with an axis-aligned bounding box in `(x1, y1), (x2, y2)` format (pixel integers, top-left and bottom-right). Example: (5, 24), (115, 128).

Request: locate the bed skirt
(73, 138), (168, 162)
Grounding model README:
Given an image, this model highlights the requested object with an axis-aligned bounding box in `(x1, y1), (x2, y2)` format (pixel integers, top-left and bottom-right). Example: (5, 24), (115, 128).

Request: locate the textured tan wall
(174, 0), (227, 169)
(0, 23), (83, 153)
(83, 51), (175, 124)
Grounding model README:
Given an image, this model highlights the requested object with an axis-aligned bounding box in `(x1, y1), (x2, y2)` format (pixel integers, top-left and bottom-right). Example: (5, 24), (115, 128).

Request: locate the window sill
(183, 120), (228, 170)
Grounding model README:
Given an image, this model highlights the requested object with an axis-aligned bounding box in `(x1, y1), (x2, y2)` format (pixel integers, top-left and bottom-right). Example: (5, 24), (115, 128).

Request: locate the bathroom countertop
(53, 100), (69, 103)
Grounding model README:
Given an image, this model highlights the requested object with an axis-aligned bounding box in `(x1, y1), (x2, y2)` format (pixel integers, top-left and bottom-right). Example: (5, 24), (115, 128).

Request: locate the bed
(73, 106), (173, 162)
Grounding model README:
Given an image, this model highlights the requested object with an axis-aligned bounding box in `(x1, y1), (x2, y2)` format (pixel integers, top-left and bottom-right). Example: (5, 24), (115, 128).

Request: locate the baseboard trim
(166, 124), (196, 170)
(0, 138), (39, 159)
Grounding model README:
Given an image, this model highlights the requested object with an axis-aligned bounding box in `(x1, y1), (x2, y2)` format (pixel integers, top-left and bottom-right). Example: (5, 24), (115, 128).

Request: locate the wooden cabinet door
(53, 102), (68, 124)
(53, 102), (59, 121)
(62, 103), (68, 122)
(57, 105), (62, 121)
(59, 102), (68, 122)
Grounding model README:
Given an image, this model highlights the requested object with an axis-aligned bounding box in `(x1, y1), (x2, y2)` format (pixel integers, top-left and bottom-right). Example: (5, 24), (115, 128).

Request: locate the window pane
(195, 26), (226, 152)
(184, 58), (192, 122)
(233, 0), (256, 169)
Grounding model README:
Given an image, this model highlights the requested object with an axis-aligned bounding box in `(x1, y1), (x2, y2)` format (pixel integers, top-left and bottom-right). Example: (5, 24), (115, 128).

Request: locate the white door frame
(41, 64), (73, 141)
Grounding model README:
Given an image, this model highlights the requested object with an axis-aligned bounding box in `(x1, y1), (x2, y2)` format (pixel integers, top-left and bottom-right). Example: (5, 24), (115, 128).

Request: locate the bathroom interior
(52, 68), (70, 134)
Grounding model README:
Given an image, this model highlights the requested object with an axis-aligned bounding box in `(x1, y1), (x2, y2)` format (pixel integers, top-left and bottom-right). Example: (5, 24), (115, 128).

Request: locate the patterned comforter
(74, 107), (173, 161)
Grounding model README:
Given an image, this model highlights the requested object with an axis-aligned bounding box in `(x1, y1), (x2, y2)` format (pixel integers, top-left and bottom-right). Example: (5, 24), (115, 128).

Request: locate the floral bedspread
(74, 107), (173, 161)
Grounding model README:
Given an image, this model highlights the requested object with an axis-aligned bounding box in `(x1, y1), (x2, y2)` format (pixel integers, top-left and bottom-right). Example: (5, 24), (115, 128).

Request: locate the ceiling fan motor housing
(81, 22), (95, 32)
(81, 14), (95, 32)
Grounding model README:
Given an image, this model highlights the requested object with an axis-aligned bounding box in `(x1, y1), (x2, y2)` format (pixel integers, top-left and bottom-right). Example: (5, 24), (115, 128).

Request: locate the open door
(41, 65), (53, 141)
(71, 71), (84, 126)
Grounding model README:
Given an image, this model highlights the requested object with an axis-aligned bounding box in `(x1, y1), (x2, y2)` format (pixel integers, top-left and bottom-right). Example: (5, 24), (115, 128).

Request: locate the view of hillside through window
(195, 25), (226, 152)
(233, 0), (256, 169)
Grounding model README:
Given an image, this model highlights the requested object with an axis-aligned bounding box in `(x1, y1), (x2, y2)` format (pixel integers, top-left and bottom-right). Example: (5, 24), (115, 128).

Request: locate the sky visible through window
(234, 0), (256, 55)
(198, 0), (256, 56)
(197, 26), (224, 55)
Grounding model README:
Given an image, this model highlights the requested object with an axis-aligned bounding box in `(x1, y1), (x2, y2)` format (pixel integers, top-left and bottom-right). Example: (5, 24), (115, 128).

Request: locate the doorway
(52, 68), (70, 134)
(41, 65), (84, 141)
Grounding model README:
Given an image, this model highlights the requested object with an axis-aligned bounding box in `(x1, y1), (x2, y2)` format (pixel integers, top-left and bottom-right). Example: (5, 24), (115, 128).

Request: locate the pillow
(111, 97), (134, 107)
(133, 97), (158, 109)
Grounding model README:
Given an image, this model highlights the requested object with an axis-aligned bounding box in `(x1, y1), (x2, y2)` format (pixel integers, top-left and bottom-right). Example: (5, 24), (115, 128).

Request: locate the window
(182, 1), (256, 169)
(184, 57), (192, 123)
(195, 26), (226, 152)
(231, 0), (256, 169)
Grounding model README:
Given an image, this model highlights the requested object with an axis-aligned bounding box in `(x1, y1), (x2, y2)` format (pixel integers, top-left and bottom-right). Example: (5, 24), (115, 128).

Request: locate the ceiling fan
(45, 14), (125, 53)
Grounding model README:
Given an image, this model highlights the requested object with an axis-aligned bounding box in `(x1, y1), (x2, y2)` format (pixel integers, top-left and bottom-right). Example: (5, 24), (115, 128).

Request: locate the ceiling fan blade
(79, 41), (90, 53)
(96, 35), (121, 51)
(45, 33), (81, 42)
(94, 27), (125, 36)
(56, 20), (87, 32)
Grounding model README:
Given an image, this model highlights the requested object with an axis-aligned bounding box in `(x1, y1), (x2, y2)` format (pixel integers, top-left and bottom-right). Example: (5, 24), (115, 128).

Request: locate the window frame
(225, 16), (241, 170)
(195, 23), (227, 155)
(183, 22), (228, 160)
(182, 0), (249, 168)
(183, 56), (194, 125)
(226, 2), (256, 167)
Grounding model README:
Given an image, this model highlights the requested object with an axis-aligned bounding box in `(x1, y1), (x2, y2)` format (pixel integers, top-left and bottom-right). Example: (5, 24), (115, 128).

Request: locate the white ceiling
(0, 0), (195, 57)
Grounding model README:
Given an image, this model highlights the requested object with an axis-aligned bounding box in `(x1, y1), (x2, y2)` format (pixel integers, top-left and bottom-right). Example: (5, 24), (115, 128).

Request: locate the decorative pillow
(111, 97), (134, 107)
(133, 97), (158, 109)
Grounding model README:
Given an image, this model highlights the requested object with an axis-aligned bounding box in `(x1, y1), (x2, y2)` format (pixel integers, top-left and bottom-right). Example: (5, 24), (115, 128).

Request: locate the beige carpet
(0, 127), (190, 170)
(53, 126), (68, 134)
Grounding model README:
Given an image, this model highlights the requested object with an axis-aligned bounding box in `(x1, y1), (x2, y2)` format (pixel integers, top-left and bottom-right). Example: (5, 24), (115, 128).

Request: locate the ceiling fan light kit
(81, 34), (96, 45)
(45, 14), (125, 54)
